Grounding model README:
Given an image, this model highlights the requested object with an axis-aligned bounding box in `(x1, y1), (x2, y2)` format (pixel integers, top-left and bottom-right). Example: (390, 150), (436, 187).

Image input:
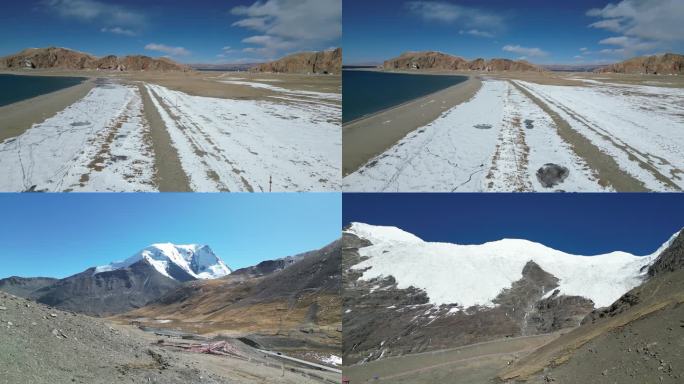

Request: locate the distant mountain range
(0, 244), (230, 316)
(343, 223), (681, 364)
(595, 53), (684, 75)
(383, 51), (543, 72)
(252, 48), (342, 74)
(0, 240), (340, 333)
(0, 47), (190, 72)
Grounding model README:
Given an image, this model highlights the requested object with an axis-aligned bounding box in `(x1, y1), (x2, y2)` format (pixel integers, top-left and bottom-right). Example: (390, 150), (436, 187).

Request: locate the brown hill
(117, 240), (342, 352)
(383, 51), (543, 72)
(252, 48), (341, 74)
(0, 47), (190, 72)
(596, 53), (684, 75)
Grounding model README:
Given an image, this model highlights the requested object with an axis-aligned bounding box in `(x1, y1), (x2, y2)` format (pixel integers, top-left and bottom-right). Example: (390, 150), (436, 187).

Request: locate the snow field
(145, 84), (341, 192)
(346, 223), (672, 310)
(515, 80), (684, 191)
(344, 80), (606, 192)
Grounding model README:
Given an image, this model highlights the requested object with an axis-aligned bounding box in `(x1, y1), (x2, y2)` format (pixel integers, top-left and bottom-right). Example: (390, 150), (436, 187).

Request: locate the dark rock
(536, 164), (569, 187)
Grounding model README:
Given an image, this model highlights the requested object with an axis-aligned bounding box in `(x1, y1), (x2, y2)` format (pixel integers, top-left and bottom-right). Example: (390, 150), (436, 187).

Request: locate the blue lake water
(0, 74), (86, 107)
(342, 70), (468, 123)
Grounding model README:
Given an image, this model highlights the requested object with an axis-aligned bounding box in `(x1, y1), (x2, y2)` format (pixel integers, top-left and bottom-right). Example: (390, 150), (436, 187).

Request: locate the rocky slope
(31, 261), (182, 317)
(119, 240), (342, 353)
(0, 291), (228, 383)
(596, 53), (684, 75)
(252, 48), (341, 74)
(343, 223), (675, 365)
(383, 51), (543, 72)
(0, 47), (190, 72)
(0, 276), (57, 298)
(500, 230), (684, 384)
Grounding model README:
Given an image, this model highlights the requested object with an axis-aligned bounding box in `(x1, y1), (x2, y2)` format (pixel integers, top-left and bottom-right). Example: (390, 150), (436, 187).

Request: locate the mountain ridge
(595, 52), (684, 75)
(383, 51), (544, 72)
(0, 46), (190, 72)
(252, 48), (342, 74)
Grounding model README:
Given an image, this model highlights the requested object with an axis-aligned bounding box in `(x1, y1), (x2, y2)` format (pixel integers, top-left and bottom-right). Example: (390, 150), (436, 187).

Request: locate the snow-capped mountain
(95, 243), (231, 281)
(347, 222), (675, 309)
(343, 223), (682, 364)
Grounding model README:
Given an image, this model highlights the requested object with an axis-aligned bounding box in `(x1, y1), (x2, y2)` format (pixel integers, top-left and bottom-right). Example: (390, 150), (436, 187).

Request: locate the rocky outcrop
(252, 48), (341, 74)
(383, 51), (543, 72)
(383, 51), (467, 71)
(531, 290), (595, 332)
(0, 47), (190, 72)
(648, 230), (684, 277)
(596, 53), (684, 75)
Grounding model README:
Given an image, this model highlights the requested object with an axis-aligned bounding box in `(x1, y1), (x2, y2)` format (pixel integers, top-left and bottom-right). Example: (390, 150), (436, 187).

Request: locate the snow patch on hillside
(346, 224), (671, 309)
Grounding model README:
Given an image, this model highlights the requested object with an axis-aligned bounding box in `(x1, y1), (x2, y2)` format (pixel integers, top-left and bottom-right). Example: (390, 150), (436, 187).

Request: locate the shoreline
(342, 74), (482, 176)
(342, 70), (469, 126)
(0, 78), (96, 142)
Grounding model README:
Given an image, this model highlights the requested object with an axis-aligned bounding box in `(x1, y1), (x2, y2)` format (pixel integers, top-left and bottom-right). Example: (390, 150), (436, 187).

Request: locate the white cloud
(598, 36), (658, 56)
(579, 47), (588, 52)
(406, 1), (504, 32)
(459, 29), (494, 38)
(144, 43), (190, 57)
(502, 45), (548, 57)
(587, 0), (684, 42)
(41, 0), (145, 27)
(231, 0), (341, 57)
(587, 0), (683, 56)
(100, 27), (136, 36)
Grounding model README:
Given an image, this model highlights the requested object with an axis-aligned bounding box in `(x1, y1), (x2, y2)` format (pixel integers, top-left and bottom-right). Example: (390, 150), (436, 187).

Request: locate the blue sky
(0, 193), (341, 279)
(344, 193), (684, 256)
(344, 0), (684, 64)
(0, 0), (341, 63)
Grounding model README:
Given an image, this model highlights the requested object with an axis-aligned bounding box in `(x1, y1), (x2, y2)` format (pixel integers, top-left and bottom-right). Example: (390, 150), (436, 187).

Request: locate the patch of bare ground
(343, 333), (560, 384)
(138, 83), (191, 192)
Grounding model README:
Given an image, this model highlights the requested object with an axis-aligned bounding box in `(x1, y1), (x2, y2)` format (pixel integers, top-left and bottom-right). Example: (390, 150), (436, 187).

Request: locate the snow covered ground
(347, 223), (675, 310)
(515, 80), (684, 191)
(146, 83), (341, 192)
(345, 78), (684, 192)
(344, 80), (606, 192)
(220, 80), (341, 102)
(0, 82), (156, 192)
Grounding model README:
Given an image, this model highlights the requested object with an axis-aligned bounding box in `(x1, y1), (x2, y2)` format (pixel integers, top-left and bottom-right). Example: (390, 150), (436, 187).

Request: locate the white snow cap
(346, 223), (678, 309)
(347, 222), (423, 245)
(95, 243), (232, 280)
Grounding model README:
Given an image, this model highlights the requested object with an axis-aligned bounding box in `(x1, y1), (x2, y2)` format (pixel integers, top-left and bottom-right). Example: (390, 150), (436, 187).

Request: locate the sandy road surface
(343, 333), (560, 383)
